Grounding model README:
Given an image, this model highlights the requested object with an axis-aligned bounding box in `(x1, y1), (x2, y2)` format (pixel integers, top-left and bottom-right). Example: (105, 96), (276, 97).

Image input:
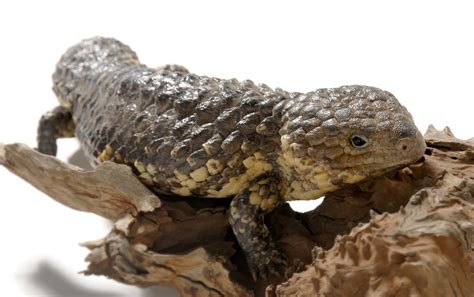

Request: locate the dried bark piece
(272, 176), (474, 297)
(424, 124), (474, 150)
(0, 143), (160, 220)
(0, 143), (251, 297)
(303, 158), (439, 250)
(83, 215), (252, 297)
(271, 127), (474, 297)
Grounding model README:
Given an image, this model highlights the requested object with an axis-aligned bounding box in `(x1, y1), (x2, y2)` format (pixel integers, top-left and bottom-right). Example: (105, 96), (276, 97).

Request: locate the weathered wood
(270, 127), (474, 297)
(0, 143), (160, 220)
(82, 218), (251, 297)
(1, 126), (473, 297)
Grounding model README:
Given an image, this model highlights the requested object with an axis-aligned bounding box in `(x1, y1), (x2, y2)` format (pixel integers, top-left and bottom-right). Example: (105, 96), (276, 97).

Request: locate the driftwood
(0, 125), (473, 297)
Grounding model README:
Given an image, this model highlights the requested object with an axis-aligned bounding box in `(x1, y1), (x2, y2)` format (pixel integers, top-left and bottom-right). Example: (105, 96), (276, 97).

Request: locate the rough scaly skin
(37, 37), (426, 279)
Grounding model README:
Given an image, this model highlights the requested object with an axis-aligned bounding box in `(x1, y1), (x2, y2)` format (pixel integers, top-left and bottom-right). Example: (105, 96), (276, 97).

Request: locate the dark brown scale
(202, 134), (223, 156)
(256, 116), (280, 136)
(241, 135), (261, 155)
(260, 140), (279, 153)
(186, 149), (208, 169)
(236, 112), (261, 135)
(173, 115), (199, 139)
(190, 123), (216, 144)
(215, 107), (241, 136)
(173, 91), (200, 118)
(221, 131), (245, 155)
(171, 141), (192, 160)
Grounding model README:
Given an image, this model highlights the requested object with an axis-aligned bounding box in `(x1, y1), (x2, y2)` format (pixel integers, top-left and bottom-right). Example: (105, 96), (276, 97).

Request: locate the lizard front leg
(229, 176), (286, 280)
(37, 106), (75, 156)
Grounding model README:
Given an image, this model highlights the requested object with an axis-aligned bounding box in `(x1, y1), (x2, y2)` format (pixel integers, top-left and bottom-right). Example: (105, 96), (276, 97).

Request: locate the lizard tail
(52, 37), (140, 107)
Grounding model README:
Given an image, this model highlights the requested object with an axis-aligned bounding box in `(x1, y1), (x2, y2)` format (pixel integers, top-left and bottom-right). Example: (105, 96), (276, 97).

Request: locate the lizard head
(276, 85), (426, 200)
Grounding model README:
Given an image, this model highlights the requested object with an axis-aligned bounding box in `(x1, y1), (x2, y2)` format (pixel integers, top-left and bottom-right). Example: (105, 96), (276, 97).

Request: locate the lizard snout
(396, 131), (426, 159)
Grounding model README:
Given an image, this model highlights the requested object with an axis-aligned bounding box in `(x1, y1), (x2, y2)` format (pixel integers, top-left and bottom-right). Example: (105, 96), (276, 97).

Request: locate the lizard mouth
(366, 154), (426, 178)
(341, 151), (425, 183)
(356, 134), (427, 178)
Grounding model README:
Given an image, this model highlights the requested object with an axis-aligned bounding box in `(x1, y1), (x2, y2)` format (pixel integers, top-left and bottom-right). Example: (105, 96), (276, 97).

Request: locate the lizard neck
(269, 91), (341, 201)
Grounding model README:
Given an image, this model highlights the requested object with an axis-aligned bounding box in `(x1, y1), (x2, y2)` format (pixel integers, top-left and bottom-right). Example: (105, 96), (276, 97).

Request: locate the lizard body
(38, 37), (426, 279)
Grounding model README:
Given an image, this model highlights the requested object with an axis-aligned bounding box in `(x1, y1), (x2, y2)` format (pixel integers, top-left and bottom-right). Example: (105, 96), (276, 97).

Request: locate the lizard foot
(284, 258), (306, 279)
(247, 247), (287, 281)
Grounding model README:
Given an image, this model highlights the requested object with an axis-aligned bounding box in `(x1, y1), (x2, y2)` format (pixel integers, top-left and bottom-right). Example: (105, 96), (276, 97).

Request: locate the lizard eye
(350, 135), (369, 148)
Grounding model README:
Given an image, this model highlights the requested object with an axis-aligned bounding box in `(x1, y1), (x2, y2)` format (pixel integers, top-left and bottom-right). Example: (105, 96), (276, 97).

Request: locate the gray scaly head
(276, 85), (426, 201)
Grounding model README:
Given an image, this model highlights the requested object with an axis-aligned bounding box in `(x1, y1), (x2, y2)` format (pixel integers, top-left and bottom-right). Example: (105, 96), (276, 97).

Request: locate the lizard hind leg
(37, 106), (75, 156)
(229, 176), (287, 281)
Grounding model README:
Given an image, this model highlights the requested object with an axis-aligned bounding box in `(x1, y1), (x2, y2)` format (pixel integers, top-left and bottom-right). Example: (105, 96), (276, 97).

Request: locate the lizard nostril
(397, 138), (412, 152)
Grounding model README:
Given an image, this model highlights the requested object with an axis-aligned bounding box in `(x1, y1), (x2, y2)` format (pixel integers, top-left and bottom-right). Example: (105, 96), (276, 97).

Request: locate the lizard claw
(284, 258), (306, 279)
(247, 248), (288, 281)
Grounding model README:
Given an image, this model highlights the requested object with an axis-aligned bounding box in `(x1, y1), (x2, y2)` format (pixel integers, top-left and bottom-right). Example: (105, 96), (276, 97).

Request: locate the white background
(0, 1), (472, 296)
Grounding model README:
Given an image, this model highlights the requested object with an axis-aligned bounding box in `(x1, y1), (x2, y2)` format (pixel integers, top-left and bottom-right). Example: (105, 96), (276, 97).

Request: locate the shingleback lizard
(37, 37), (426, 279)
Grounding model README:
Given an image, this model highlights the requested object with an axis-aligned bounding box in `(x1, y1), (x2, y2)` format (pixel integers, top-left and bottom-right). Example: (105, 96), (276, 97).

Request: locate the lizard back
(51, 37), (426, 201)
(53, 37), (286, 197)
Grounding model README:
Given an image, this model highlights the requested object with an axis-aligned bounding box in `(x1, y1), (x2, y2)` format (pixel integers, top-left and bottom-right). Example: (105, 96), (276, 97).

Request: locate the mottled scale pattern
(45, 37), (427, 280)
(53, 38), (291, 198)
(279, 87), (417, 168)
(51, 37), (425, 202)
